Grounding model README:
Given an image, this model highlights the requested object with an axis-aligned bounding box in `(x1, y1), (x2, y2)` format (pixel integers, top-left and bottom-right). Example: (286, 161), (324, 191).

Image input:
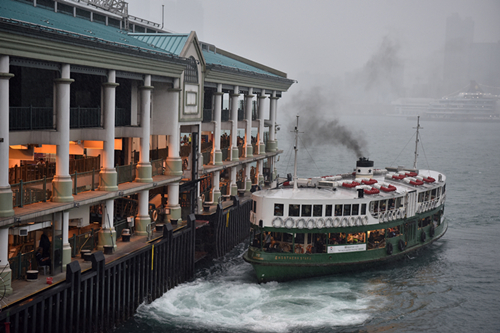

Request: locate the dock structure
(0, 0), (294, 331)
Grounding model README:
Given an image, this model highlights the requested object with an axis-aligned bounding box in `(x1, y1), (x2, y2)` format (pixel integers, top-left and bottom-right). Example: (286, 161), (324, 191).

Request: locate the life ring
(386, 242), (393, 255)
(284, 218), (294, 229)
(294, 244), (304, 254)
(420, 231), (427, 242)
(333, 217), (340, 228)
(272, 217), (283, 228)
(296, 218), (305, 229)
(325, 218), (334, 228)
(316, 218), (325, 229)
(341, 217), (349, 227)
(306, 244), (313, 253)
(363, 216), (369, 225)
(150, 209), (158, 222)
(356, 217), (363, 226)
(398, 239), (406, 251)
(429, 225), (435, 237)
(306, 219), (315, 229)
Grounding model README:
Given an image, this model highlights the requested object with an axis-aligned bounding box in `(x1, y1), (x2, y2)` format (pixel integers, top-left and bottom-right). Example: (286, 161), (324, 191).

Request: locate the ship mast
(293, 116), (300, 191)
(413, 116), (423, 169)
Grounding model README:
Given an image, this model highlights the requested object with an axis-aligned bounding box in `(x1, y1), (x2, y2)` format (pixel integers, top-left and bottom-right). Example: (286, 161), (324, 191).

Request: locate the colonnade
(0, 56), (184, 293)
(209, 84), (280, 203)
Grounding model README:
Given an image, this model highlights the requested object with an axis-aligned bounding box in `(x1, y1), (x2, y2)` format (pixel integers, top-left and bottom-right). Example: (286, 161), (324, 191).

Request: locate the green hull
(244, 217), (448, 283)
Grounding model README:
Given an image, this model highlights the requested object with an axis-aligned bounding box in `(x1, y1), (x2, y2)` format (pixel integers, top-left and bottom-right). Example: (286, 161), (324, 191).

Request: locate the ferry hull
(244, 220), (447, 283)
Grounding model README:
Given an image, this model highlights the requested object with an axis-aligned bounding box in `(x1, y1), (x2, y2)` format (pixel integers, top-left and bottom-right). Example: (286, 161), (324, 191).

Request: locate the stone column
(230, 165), (237, 196)
(244, 88), (254, 158)
(266, 91), (278, 153)
(135, 75), (153, 235)
(136, 74), (153, 183)
(167, 183), (181, 224)
(135, 190), (150, 236)
(165, 78), (182, 224)
(99, 70), (119, 191)
(61, 211), (71, 270)
(0, 56), (14, 217)
(257, 90), (266, 155)
(230, 86), (240, 162)
(98, 199), (116, 252)
(257, 159), (264, 186)
(97, 70), (118, 251)
(52, 64), (74, 203)
(212, 84), (223, 165)
(245, 164), (252, 192)
(0, 227), (13, 295)
(211, 170), (221, 205)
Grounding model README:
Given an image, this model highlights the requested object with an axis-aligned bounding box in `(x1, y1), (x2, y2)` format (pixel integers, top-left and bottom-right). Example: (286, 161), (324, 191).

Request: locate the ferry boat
(243, 117), (447, 283)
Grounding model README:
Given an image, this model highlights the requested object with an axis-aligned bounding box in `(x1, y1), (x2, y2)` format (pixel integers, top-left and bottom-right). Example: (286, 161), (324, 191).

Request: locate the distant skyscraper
(443, 13), (474, 94)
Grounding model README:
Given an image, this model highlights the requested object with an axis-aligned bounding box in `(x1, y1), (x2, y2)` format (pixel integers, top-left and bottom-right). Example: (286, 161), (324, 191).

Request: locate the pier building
(0, 0), (293, 320)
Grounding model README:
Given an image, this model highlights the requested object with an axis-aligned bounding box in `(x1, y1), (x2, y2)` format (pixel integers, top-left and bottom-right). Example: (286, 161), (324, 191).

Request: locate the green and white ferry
(243, 117), (447, 283)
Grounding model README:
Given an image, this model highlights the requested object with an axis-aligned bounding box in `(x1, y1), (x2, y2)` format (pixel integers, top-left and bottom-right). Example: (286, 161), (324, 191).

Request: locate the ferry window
(361, 203), (367, 215)
(313, 205), (323, 217)
(352, 204), (359, 215)
(289, 204), (300, 217)
(253, 200), (257, 213)
(418, 192), (425, 202)
(442, 185), (446, 194)
(328, 232), (345, 245)
(335, 204), (342, 216)
(419, 217), (431, 228)
(370, 201), (379, 213)
(388, 199), (395, 210)
(431, 189), (437, 200)
(367, 229), (385, 250)
(343, 205), (351, 216)
(325, 205), (333, 217)
(302, 205), (312, 217)
(274, 204), (284, 216)
(425, 191), (430, 201)
(346, 232), (365, 244)
(387, 226), (401, 238)
(380, 200), (387, 212)
(396, 197), (402, 209)
(312, 234), (326, 253)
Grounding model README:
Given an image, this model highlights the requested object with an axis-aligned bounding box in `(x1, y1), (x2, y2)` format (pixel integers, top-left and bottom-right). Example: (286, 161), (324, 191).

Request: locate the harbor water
(115, 115), (500, 333)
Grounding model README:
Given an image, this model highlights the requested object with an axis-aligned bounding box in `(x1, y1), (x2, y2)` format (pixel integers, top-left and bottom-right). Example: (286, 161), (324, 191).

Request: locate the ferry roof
(253, 169), (445, 201)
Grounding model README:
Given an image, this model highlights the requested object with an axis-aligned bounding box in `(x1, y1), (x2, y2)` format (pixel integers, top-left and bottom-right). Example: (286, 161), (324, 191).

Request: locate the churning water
(116, 115), (500, 333)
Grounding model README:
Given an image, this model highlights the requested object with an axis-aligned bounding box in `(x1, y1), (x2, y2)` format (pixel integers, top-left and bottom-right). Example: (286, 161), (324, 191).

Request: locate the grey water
(115, 115), (500, 333)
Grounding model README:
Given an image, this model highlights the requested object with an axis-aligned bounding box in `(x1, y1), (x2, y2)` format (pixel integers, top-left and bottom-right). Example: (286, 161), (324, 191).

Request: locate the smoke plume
(283, 88), (368, 157)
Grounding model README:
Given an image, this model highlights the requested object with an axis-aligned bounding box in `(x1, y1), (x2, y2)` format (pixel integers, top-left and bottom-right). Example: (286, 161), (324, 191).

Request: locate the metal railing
(11, 177), (51, 208)
(9, 106), (54, 130)
(70, 106), (101, 128)
(69, 229), (99, 257)
(8, 250), (37, 280)
(151, 159), (164, 176)
(116, 163), (137, 183)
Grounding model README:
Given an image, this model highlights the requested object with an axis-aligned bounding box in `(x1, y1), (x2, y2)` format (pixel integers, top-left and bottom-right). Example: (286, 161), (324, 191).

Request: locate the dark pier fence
(196, 199), (252, 258)
(0, 201), (251, 333)
(0, 215), (196, 333)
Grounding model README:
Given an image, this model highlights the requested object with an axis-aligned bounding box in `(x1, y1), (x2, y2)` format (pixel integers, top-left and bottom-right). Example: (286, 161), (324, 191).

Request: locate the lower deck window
(367, 229), (386, 249)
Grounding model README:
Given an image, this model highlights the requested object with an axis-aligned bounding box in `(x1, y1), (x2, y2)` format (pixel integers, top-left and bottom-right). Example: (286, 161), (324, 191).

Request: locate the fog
(127, 0), (500, 152)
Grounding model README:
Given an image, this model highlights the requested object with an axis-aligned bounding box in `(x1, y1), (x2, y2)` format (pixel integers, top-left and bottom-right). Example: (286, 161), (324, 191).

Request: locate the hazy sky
(128, 0), (499, 90)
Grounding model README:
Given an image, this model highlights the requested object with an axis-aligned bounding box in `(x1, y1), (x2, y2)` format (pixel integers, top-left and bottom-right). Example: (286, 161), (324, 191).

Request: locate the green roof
(129, 33), (189, 56)
(0, 0), (176, 56)
(203, 49), (281, 78)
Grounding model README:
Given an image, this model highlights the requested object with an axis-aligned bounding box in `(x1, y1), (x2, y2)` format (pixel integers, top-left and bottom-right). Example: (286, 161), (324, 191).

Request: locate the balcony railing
(70, 107), (101, 128)
(9, 106), (54, 131)
(9, 106), (130, 130)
